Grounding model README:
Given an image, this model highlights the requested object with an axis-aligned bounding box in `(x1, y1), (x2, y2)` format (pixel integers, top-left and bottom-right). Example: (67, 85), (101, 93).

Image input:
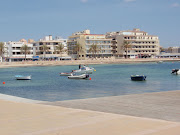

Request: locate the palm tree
(89, 44), (101, 59)
(122, 41), (132, 59)
(21, 44), (30, 61)
(0, 42), (5, 62)
(56, 43), (64, 60)
(73, 43), (84, 59)
(159, 46), (165, 53)
(41, 45), (49, 60)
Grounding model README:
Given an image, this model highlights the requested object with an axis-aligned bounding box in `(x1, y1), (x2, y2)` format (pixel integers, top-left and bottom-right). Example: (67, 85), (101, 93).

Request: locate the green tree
(21, 44), (30, 61)
(89, 44), (101, 59)
(0, 42), (5, 62)
(41, 45), (49, 60)
(56, 43), (64, 60)
(159, 46), (165, 53)
(73, 43), (84, 59)
(122, 41), (132, 59)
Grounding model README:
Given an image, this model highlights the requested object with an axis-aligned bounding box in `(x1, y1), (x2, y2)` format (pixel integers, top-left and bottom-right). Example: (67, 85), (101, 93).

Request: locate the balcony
(132, 48), (157, 50)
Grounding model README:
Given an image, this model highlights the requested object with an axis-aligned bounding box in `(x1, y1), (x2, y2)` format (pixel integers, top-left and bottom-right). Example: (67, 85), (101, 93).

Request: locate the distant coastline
(0, 58), (180, 68)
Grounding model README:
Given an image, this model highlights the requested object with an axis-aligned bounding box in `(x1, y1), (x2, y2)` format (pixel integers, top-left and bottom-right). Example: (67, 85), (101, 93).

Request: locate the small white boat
(60, 72), (73, 76)
(15, 75), (31, 80)
(157, 61), (163, 63)
(73, 66), (94, 74)
(68, 74), (89, 79)
(171, 69), (180, 75)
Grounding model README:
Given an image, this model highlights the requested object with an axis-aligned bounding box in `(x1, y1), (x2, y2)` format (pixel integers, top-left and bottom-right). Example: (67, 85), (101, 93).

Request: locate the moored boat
(73, 66), (94, 74)
(60, 72), (73, 76)
(171, 69), (180, 75)
(68, 74), (89, 79)
(131, 75), (146, 81)
(15, 75), (31, 80)
(157, 61), (163, 63)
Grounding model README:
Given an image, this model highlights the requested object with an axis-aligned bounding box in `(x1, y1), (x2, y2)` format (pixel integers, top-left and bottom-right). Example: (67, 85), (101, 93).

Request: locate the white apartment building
(33, 35), (68, 60)
(106, 28), (160, 58)
(68, 30), (112, 59)
(5, 41), (33, 62)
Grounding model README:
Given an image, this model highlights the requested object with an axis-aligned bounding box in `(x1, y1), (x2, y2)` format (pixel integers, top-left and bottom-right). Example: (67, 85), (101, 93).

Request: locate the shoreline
(0, 58), (180, 68)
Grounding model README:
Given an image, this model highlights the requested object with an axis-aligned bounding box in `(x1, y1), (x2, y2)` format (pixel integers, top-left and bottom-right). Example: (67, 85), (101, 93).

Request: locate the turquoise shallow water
(0, 62), (180, 101)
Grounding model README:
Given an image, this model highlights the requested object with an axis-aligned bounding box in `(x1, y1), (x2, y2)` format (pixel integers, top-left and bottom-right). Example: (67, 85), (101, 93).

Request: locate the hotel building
(67, 30), (112, 59)
(5, 40), (33, 62)
(106, 28), (160, 58)
(33, 35), (68, 60)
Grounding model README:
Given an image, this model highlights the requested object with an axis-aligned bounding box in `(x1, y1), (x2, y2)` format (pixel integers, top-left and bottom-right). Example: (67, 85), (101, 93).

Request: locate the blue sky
(0, 0), (179, 47)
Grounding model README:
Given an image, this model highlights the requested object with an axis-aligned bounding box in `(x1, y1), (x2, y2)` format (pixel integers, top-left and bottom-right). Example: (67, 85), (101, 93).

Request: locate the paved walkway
(0, 99), (180, 135)
(45, 90), (180, 122)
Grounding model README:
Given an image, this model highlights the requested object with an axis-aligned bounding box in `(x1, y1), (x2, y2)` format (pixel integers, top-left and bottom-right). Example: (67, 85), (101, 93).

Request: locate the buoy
(89, 77), (91, 80)
(3, 82), (5, 84)
(94, 69), (96, 71)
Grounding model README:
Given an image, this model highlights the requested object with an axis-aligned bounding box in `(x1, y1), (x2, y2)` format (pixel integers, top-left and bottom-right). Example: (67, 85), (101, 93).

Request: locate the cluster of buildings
(3, 28), (177, 62)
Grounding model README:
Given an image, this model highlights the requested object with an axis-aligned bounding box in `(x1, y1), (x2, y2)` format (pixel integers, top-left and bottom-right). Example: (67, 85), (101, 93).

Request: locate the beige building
(4, 41), (33, 62)
(167, 47), (180, 53)
(68, 30), (112, 59)
(33, 35), (68, 60)
(106, 28), (160, 58)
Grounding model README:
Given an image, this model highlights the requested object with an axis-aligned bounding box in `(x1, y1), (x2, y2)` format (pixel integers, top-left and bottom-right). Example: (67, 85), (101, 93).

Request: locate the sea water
(0, 62), (180, 101)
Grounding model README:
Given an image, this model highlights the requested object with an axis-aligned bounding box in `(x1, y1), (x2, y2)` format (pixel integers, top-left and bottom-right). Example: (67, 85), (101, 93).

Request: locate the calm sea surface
(0, 62), (180, 101)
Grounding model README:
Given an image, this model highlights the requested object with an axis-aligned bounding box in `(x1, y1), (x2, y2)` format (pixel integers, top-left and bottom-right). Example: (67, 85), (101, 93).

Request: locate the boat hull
(73, 70), (93, 74)
(73, 67), (94, 74)
(68, 74), (89, 79)
(15, 75), (31, 80)
(131, 75), (146, 81)
(60, 72), (73, 76)
(171, 69), (180, 75)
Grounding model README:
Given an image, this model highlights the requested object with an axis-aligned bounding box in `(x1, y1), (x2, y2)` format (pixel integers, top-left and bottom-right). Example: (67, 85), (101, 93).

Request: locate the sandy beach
(0, 58), (180, 68)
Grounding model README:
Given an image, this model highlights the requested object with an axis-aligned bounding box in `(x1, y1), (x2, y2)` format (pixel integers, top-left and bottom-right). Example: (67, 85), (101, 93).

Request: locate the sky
(0, 0), (179, 47)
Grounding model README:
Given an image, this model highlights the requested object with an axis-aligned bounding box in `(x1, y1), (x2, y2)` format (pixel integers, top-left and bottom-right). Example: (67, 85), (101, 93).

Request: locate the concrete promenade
(0, 91), (180, 135)
(45, 90), (180, 122)
(0, 98), (180, 135)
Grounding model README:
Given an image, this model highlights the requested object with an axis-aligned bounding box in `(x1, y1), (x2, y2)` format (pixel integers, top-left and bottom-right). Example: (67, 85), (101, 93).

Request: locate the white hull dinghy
(68, 74), (89, 79)
(15, 75), (31, 80)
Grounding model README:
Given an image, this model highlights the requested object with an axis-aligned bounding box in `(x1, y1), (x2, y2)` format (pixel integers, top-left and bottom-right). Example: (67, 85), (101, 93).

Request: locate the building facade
(67, 30), (112, 59)
(4, 41), (33, 62)
(33, 35), (68, 60)
(167, 47), (180, 53)
(106, 28), (160, 58)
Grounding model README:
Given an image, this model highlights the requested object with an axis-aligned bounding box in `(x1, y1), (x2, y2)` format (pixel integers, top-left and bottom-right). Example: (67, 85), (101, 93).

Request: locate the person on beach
(79, 64), (81, 69)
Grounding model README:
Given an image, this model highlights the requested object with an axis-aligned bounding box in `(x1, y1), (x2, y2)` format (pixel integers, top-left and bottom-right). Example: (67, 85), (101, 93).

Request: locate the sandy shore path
(0, 58), (180, 68)
(0, 97), (180, 135)
(44, 90), (180, 122)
